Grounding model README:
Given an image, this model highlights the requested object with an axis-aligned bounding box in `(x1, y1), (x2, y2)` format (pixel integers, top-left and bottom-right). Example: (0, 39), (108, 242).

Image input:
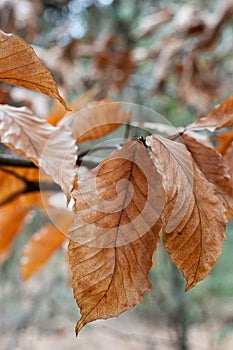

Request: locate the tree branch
(0, 154), (36, 168)
(0, 155), (62, 206)
(0, 144), (121, 206)
(0, 144), (120, 169)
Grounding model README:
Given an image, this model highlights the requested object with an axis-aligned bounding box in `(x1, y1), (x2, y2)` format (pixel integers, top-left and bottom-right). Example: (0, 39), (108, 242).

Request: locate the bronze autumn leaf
(0, 199), (30, 265)
(20, 208), (71, 281)
(147, 134), (226, 291)
(182, 133), (233, 217)
(224, 141), (233, 184)
(0, 105), (77, 198)
(0, 193), (43, 266)
(68, 99), (131, 144)
(20, 223), (65, 280)
(68, 139), (165, 334)
(0, 168), (26, 206)
(134, 7), (174, 39)
(0, 166), (51, 206)
(188, 94), (233, 131)
(47, 90), (95, 126)
(216, 129), (233, 155)
(0, 30), (68, 109)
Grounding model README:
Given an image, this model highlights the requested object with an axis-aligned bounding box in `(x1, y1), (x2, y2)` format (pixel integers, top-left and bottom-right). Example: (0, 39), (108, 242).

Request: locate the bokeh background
(1, 0), (233, 349)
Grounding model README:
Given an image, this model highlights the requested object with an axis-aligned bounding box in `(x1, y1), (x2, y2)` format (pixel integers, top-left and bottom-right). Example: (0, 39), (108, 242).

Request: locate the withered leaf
(188, 95), (233, 131)
(0, 105), (77, 198)
(20, 209), (71, 280)
(148, 134), (194, 233)
(0, 193), (43, 265)
(224, 141), (233, 183)
(216, 129), (233, 154)
(0, 30), (68, 109)
(182, 133), (233, 216)
(151, 37), (184, 93)
(66, 99), (131, 144)
(47, 90), (95, 126)
(146, 134), (226, 290)
(0, 165), (54, 206)
(68, 139), (165, 334)
(134, 7), (174, 39)
(0, 168), (26, 206)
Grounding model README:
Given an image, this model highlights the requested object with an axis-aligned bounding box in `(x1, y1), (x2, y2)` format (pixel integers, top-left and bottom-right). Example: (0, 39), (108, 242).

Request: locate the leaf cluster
(0, 30), (233, 336)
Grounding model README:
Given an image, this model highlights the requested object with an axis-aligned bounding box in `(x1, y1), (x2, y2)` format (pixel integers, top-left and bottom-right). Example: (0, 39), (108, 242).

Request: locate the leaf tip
(58, 95), (71, 112)
(75, 327), (79, 337)
(184, 282), (194, 292)
(75, 320), (84, 337)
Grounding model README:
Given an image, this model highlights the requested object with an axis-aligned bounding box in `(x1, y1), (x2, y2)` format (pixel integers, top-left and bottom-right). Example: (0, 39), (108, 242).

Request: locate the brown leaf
(0, 200), (28, 265)
(46, 100), (68, 127)
(188, 95), (233, 131)
(0, 105), (77, 198)
(94, 36), (135, 90)
(0, 30), (68, 109)
(176, 54), (219, 112)
(1, 166), (40, 182)
(216, 129), (233, 154)
(146, 134), (226, 290)
(68, 99), (131, 143)
(0, 168), (26, 206)
(0, 193), (43, 265)
(20, 209), (71, 280)
(68, 139), (165, 334)
(151, 37), (184, 93)
(224, 141), (233, 183)
(182, 133), (233, 216)
(134, 8), (174, 39)
(47, 90), (95, 126)
(195, 0), (233, 51)
(0, 165), (54, 206)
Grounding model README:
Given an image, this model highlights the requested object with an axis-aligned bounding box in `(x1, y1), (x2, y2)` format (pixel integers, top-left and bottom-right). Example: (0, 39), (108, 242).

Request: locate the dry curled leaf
(68, 139), (165, 334)
(182, 133), (233, 216)
(0, 30), (68, 109)
(0, 105), (77, 198)
(188, 95), (233, 131)
(0, 193), (43, 265)
(94, 36), (135, 90)
(0, 168), (27, 206)
(47, 90), (95, 126)
(224, 141), (233, 181)
(65, 100), (131, 144)
(0, 200), (29, 265)
(20, 209), (71, 280)
(216, 129), (233, 155)
(149, 134), (194, 233)
(0, 164), (56, 206)
(134, 7), (174, 39)
(146, 134), (226, 290)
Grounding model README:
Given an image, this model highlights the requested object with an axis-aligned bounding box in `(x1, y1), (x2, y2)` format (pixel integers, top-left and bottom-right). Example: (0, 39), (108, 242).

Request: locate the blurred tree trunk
(170, 263), (189, 350)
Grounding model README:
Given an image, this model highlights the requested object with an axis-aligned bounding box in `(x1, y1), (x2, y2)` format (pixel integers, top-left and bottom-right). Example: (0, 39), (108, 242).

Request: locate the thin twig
(124, 122), (131, 139)
(78, 144), (120, 159)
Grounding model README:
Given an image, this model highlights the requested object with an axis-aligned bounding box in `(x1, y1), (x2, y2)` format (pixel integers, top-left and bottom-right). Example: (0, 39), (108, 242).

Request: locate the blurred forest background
(1, 0), (233, 349)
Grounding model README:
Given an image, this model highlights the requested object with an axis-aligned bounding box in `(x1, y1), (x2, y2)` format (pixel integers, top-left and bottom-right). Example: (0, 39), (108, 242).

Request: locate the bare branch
(0, 154), (36, 168)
